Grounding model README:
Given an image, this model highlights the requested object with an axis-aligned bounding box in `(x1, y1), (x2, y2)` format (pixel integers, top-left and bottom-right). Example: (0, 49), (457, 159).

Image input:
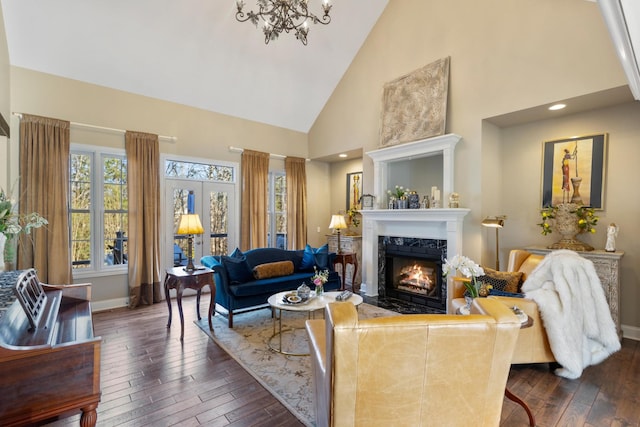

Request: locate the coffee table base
(269, 307), (313, 356)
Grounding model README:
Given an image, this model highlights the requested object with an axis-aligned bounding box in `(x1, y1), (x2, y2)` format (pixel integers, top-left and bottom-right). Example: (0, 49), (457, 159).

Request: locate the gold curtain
(18, 114), (72, 284)
(125, 131), (162, 307)
(285, 156), (307, 250)
(240, 150), (269, 250)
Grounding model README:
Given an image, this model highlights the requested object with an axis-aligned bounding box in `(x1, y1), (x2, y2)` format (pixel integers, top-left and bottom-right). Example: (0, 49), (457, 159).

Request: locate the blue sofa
(201, 246), (341, 327)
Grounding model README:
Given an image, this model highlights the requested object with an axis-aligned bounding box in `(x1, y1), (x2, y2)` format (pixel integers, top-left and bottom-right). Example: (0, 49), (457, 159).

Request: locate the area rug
(195, 303), (399, 426)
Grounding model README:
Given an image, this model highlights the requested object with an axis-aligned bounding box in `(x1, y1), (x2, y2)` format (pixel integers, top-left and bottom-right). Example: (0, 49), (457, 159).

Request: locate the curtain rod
(228, 146), (310, 161)
(12, 112), (177, 143)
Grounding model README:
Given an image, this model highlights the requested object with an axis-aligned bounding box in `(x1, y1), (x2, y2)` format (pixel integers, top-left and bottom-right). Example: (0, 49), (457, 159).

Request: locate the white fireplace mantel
(366, 133), (462, 209)
(360, 133), (467, 299)
(359, 208), (470, 297)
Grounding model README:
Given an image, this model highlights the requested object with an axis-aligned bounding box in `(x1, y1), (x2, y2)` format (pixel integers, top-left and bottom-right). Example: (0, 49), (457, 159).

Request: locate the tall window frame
(268, 171), (287, 249)
(70, 144), (128, 277)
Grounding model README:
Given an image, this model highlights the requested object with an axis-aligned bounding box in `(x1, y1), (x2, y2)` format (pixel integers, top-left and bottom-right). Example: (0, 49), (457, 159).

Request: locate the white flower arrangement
(442, 254), (484, 298)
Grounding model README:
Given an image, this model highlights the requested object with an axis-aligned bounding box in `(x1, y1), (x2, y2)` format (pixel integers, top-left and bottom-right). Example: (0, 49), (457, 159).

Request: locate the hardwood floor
(43, 295), (638, 427)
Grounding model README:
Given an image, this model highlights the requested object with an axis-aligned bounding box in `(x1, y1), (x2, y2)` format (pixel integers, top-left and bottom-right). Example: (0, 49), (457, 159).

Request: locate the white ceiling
(1, 0), (389, 133)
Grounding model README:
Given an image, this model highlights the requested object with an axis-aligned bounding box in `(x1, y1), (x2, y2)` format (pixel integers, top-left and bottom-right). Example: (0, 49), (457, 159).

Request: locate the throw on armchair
(449, 249), (556, 365)
(305, 298), (521, 427)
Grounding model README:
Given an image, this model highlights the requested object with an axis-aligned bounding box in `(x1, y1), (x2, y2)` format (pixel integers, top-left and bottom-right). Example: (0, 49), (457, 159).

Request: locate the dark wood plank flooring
(42, 295), (638, 427)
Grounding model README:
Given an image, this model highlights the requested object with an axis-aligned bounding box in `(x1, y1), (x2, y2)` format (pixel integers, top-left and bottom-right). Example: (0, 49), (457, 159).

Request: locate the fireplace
(379, 237), (447, 312)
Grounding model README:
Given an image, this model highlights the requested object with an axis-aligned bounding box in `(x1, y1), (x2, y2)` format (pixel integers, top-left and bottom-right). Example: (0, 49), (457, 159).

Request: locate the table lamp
(177, 213), (204, 272)
(481, 216), (506, 270)
(329, 214), (347, 254)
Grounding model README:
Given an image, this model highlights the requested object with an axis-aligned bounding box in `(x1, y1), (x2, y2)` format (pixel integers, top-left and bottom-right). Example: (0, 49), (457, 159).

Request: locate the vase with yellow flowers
(538, 203), (597, 251)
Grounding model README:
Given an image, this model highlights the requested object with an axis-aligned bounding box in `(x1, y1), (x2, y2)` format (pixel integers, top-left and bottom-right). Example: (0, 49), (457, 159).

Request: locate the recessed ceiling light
(338, 153), (347, 158)
(548, 103), (566, 111)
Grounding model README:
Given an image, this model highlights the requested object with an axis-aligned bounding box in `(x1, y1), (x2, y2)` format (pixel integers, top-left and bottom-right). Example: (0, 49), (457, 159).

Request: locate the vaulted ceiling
(1, 0), (389, 133)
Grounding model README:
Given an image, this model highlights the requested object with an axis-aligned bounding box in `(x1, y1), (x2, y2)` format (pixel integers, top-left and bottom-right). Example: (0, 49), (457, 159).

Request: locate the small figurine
(605, 223), (618, 252)
(448, 192), (460, 208)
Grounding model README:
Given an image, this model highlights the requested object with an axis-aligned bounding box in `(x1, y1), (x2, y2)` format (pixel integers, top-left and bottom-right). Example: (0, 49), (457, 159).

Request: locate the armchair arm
(488, 295), (555, 364)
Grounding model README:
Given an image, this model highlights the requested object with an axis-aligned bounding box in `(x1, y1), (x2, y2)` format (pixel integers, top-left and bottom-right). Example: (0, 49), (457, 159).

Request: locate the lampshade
(328, 214), (347, 230)
(481, 216), (506, 228)
(177, 214), (204, 235)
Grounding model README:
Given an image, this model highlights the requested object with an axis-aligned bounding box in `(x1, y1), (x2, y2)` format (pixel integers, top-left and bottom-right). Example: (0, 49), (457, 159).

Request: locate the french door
(165, 179), (237, 270)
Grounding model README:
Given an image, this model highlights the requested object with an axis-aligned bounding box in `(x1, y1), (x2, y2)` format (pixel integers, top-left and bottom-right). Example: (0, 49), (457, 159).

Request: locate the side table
(333, 252), (358, 291)
(164, 266), (215, 340)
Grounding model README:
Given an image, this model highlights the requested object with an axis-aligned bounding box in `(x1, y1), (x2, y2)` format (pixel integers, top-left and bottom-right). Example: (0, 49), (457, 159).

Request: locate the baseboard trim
(92, 297), (129, 312)
(621, 324), (640, 341)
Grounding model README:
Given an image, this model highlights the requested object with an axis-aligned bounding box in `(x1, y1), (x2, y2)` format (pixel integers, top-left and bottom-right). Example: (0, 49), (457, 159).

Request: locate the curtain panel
(19, 114), (72, 284)
(285, 156), (307, 250)
(240, 150), (269, 251)
(125, 131), (162, 307)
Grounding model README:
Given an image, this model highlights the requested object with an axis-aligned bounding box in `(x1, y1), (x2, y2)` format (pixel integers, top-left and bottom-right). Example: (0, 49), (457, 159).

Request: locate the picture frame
(541, 133), (607, 209)
(346, 172), (363, 211)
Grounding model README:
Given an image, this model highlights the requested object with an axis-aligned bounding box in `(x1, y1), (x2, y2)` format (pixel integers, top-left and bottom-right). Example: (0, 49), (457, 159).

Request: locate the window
(70, 146), (128, 273)
(268, 172), (287, 249)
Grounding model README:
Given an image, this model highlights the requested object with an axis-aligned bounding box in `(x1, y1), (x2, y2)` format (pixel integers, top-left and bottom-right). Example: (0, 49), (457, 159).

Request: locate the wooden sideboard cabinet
(526, 246), (624, 339)
(327, 234), (362, 293)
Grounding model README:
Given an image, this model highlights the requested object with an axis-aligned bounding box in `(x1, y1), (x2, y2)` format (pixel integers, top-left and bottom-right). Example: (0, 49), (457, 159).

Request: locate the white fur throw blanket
(522, 249), (620, 379)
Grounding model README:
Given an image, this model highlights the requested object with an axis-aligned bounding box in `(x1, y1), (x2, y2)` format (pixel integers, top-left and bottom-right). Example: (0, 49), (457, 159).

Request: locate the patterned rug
(195, 302), (398, 426)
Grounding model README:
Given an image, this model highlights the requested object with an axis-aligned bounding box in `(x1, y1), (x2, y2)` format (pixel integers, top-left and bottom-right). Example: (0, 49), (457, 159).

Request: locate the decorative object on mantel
(235, 0), (332, 45)
(358, 194), (375, 210)
(380, 57), (450, 148)
(605, 223), (618, 252)
(407, 191), (420, 209)
(0, 187), (48, 271)
(538, 203), (598, 251)
(387, 185), (410, 209)
(420, 196), (430, 209)
(430, 186), (441, 208)
(448, 192), (460, 208)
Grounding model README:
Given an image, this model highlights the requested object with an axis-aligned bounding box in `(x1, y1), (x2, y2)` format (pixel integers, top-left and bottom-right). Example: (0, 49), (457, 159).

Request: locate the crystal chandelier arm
(236, 0), (332, 45)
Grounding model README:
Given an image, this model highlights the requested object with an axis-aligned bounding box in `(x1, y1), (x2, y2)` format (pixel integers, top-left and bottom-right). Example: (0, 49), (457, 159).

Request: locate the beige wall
(312, 0), (639, 334)
(7, 67), (335, 305)
(497, 102), (640, 330)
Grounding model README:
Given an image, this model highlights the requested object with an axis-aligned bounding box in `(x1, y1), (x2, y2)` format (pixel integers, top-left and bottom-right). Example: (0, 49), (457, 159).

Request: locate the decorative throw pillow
(221, 249), (253, 284)
(253, 260), (295, 280)
(300, 244), (329, 271)
(477, 267), (523, 294)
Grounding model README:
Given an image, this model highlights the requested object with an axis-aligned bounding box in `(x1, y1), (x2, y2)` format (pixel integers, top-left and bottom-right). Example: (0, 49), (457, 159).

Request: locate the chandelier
(235, 0), (332, 46)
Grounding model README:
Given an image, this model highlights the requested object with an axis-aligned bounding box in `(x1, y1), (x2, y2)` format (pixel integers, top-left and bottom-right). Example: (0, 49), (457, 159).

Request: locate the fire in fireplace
(396, 263), (437, 296)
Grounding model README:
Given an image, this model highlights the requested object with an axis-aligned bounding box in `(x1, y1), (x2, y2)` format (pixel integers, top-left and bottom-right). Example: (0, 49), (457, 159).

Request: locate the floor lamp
(481, 216), (506, 270)
(328, 214), (347, 254)
(177, 213), (204, 272)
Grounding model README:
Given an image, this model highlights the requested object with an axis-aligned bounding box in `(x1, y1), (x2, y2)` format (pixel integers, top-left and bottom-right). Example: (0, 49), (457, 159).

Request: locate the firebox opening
(394, 257), (438, 297)
(384, 253), (444, 310)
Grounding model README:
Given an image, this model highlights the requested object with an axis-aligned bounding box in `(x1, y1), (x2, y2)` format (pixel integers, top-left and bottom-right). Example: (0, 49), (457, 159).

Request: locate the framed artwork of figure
(541, 133), (607, 209)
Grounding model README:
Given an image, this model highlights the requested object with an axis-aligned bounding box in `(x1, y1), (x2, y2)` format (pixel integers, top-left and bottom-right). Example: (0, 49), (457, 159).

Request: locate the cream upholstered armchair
(449, 249), (555, 364)
(305, 298), (521, 427)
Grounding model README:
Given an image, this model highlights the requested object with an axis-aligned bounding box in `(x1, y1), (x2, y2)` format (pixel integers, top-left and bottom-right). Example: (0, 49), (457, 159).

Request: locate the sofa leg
(228, 311), (233, 328)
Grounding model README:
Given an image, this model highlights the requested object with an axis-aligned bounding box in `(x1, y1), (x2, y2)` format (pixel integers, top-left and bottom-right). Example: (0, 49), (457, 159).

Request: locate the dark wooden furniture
(164, 266), (215, 340)
(332, 252), (358, 291)
(0, 269), (101, 427)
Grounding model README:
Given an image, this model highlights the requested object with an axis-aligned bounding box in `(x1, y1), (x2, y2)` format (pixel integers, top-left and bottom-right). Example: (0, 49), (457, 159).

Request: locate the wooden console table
(327, 234), (362, 293)
(526, 246), (624, 339)
(164, 266), (215, 340)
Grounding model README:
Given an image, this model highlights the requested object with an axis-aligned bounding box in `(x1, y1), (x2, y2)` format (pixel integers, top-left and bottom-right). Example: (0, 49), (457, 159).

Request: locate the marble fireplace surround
(359, 134), (470, 305)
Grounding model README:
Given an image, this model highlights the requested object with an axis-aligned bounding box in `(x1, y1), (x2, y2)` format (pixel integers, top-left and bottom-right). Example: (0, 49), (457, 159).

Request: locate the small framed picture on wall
(541, 133), (607, 209)
(346, 172), (363, 211)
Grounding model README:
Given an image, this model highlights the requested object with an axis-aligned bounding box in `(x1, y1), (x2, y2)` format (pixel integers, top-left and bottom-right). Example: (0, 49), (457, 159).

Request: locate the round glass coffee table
(267, 290), (363, 356)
